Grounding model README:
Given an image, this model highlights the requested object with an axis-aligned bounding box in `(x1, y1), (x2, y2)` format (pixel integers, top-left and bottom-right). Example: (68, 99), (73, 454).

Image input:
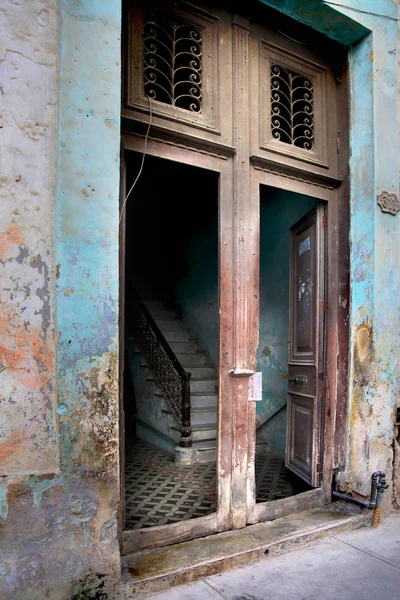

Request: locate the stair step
(177, 353), (207, 366)
(190, 378), (217, 393)
(121, 508), (365, 592)
(162, 329), (191, 342)
(192, 439), (217, 450)
(155, 393), (218, 410)
(186, 367), (216, 378)
(190, 393), (218, 409)
(169, 341), (198, 354)
(152, 310), (178, 320)
(143, 301), (165, 311)
(155, 320), (184, 330)
(191, 424), (217, 441)
(191, 407), (217, 426)
(171, 423), (217, 441)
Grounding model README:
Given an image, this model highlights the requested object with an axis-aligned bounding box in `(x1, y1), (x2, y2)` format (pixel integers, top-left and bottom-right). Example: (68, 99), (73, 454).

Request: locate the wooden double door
(120, 0), (349, 552)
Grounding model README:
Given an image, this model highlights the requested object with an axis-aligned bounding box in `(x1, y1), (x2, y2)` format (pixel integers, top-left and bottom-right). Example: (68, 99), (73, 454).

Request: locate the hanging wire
(321, 1), (399, 22)
(119, 96), (153, 226)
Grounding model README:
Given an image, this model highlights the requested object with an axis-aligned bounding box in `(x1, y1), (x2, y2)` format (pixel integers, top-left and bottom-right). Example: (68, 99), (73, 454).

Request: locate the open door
(286, 205), (326, 487)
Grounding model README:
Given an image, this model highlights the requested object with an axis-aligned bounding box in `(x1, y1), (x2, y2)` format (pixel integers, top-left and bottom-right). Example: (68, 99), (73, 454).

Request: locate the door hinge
(322, 216), (327, 229)
(320, 299), (327, 311)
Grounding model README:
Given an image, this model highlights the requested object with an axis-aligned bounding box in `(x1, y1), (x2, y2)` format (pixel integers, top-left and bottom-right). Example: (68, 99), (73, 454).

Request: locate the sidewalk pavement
(141, 512), (400, 600)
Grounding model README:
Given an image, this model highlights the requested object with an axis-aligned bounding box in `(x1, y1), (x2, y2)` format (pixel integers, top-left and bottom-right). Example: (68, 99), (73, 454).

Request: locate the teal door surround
(259, 0), (400, 496)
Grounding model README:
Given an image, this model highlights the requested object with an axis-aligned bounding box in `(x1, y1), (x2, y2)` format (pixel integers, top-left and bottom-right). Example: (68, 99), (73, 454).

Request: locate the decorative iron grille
(270, 63), (314, 150)
(143, 11), (202, 113)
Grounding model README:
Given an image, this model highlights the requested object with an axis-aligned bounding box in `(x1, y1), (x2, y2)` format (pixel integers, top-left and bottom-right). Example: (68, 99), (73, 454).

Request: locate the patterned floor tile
(125, 440), (296, 529)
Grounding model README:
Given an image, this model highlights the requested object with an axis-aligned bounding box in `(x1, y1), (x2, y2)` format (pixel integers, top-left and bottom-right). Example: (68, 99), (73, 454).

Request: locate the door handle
(289, 375), (307, 385)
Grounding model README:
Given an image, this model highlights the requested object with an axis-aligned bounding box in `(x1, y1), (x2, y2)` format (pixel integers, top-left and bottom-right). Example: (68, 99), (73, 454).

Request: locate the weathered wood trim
(230, 15), (252, 529)
(124, 3), (221, 133)
(250, 156), (342, 190)
(122, 513), (218, 555)
(118, 149), (127, 542)
(122, 133), (227, 174)
(332, 63), (350, 478)
(121, 121), (235, 160)
(250, 488), (327, 524)
(119, 134), (231, 551)
(217, 161), (235, 532)
(246, 172), (261, 524)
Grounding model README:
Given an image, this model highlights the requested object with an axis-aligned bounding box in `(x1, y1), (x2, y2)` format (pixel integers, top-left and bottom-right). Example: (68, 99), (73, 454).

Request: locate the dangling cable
(119, 96), (153, 226)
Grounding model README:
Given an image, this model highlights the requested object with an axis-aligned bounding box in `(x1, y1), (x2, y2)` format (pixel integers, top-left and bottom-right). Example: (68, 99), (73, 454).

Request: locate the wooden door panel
(290, 220), (317, 363)
(286, 393), (316, 484)
(286, 205), (325, 488)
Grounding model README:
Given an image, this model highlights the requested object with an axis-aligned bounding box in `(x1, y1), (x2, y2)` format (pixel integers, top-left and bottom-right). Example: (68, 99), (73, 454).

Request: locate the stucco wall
(0, 1), (122, 598)
(0, 0), (59, 478)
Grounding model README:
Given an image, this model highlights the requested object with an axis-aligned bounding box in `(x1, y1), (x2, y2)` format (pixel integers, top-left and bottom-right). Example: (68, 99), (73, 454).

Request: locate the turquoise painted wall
(256, 188), (318, 458)
(54, 0), (122, 594)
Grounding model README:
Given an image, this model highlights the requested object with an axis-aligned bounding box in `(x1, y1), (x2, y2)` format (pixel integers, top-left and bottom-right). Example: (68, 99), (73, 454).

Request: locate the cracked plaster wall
(0, 0), (122, 598)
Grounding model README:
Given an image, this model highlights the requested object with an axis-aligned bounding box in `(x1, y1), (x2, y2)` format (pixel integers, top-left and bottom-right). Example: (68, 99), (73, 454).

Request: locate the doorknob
(289, 375), (307, 385)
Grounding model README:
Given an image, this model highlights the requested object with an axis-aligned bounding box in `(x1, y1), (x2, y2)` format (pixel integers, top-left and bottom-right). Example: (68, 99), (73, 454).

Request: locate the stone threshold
(120, 504), (368, 598)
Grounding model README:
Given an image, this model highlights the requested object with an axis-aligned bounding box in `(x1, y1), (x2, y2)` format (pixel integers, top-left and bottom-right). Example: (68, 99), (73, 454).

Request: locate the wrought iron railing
(130, 288), (191, 448)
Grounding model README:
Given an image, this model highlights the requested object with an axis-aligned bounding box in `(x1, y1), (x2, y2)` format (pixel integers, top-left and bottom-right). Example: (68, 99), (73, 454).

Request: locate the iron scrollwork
(143, 11), (203, 113)
(132, 292), (192, 447)
(271, 63), (314, 151)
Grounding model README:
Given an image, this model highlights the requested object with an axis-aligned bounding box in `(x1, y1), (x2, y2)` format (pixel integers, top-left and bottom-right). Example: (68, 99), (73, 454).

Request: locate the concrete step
(186, 367), (216, 379)
(143, 301), (165, 311)
(190, 393), (218, 409)
(152, 310), (178, 320)
(120, 506), (366, 596)
(191, 423), (217, 441)
(154, 319), (183, 330)
(190, 378), (217, 394)
(162, 329), (191, 342)
(171, 423), (216, 441)
(194, 447), (216, 463)
(169, 341), (198, 354)
(191, 407), (217, 426)
(177, 353), (207, 366)
(192, 439), (217, 451)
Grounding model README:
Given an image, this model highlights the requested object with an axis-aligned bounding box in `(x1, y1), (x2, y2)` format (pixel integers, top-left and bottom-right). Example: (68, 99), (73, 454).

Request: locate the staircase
(129, 298), (218, 463)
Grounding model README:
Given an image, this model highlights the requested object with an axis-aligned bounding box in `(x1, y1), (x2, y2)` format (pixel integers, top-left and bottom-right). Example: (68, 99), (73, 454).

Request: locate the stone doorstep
(120, 506), (368, 598)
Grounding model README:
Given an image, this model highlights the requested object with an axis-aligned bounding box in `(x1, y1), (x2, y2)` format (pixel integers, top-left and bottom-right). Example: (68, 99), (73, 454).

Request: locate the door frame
(120, 132), (235, 554)
(119, 4), (351, 553)
(246, 146), (349, 523)
(119, 121), (350, 552)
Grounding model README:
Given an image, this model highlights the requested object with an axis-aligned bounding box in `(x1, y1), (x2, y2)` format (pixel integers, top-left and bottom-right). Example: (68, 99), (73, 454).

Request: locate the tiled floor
(125, 440), (296, 529)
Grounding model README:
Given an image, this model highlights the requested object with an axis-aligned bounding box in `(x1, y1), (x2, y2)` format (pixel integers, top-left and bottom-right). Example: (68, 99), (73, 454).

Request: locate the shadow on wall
(257, 187), (318, 458)
(126, 153), (219, 363)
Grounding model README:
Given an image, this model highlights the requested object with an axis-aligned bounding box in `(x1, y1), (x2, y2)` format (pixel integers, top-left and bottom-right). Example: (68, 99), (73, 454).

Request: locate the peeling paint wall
(0, 0), (59, 477)
(339, 1), (400, 501)
(1, 0), (399, 596)
(0, 0), (122, 597)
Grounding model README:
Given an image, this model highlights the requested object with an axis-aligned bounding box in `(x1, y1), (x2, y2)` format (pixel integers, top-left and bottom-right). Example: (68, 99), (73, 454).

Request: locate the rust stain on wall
(0, 429), (28, 463)
(0, 224), (24, 260)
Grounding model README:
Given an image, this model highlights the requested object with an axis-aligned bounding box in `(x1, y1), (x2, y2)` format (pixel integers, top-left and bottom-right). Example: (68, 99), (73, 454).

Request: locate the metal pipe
(332, 491), (370, 509)
(332, 471), (389, 514)
(372, 473), (389, 528)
